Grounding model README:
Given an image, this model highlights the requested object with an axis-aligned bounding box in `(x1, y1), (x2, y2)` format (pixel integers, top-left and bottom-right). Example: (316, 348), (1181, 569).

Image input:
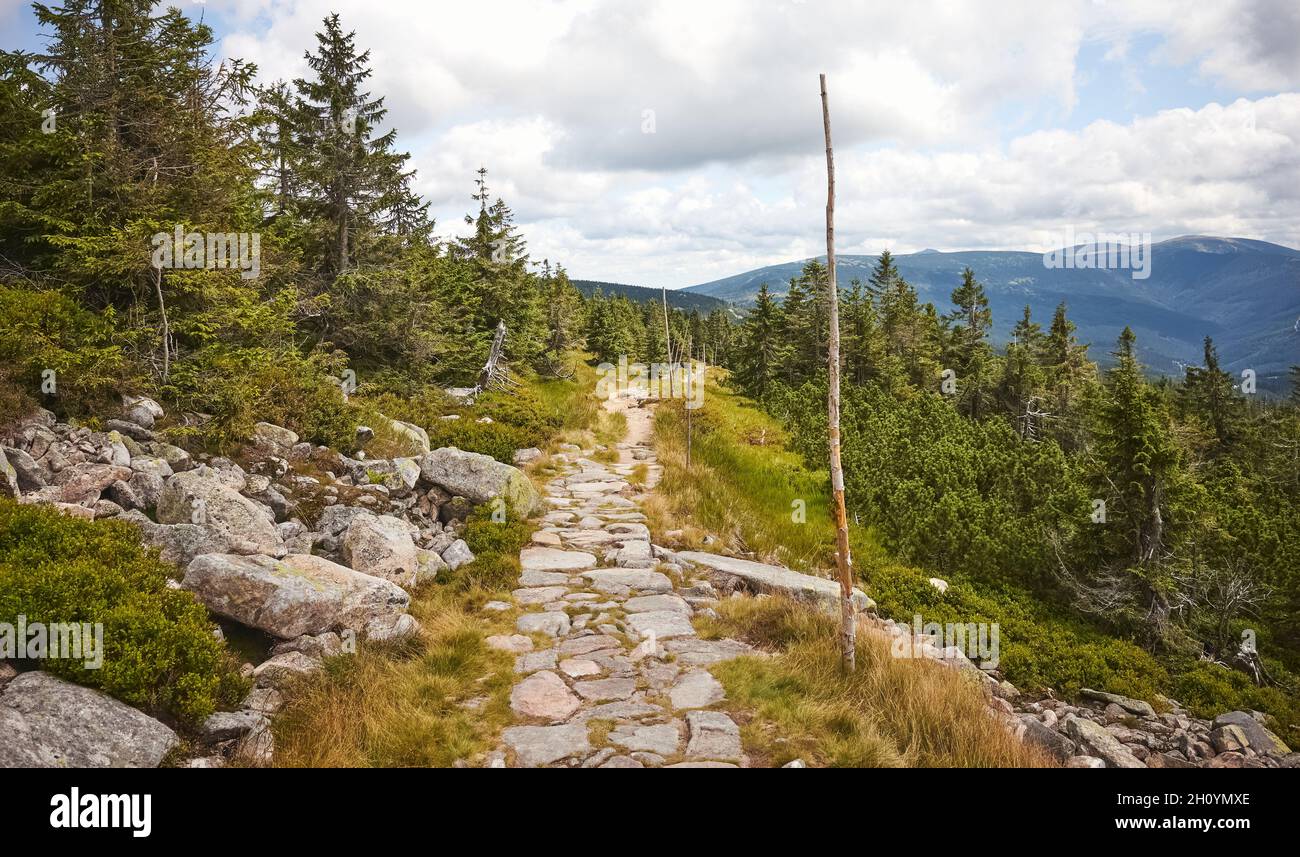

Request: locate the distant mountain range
(572, 280), (730, 314)
(682, 236), (1300, 382)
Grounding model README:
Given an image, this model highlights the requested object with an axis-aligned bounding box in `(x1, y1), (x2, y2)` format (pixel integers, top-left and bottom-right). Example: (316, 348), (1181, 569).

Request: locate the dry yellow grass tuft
(700, 597), (1053, 768)
(271, 585), (517, 768)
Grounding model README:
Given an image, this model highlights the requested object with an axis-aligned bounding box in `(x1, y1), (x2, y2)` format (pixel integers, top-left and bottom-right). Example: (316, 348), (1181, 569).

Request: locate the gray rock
(520, 546), (597, 572)
(1063, 715), (1146, 768)
(624, 593), (691, 614)
(418, 447), (542, 514)
(364, 612), (421, 643)
(127, 469), (165, 510)
(0, 672), (178, 767)
(516, 611), (570, 637)
(1080, 688), (1156, 718)
(512, 448), (543, 466)
(50, 462), (133, 504)
(342, 511), (420, 588)
(519, 570), (572, 587)
(103, 419), (155, 442)
(611, 723), (682, 756)
(685, 710), (743, 762)
(116, 510), (234, 568)
(581, 568), (673, 594)
(441, 539), (475, 570)
(669, 669), (726, 709)
(1212, 710), (1290, 754)
(663, 637), (756, 666)
(515, 650), (559, 673)
(573, 677), (637, 702)
(253, 651), (322, 689)
(510, 671), (581, 721)
(2, 446), (45, 491)
(157, 468), (284, 557)
(122, 394), (164, 429)
(250, 422), (299, 457)
(356, 457), (422, 497)
(675, 551), (873, 613)
(201, 709), (268, 743)
(513, 586), (570, 606)
(149, 442), (193, 472)
(1018, 714), (1075, 762)
(626, 609), (696, 640)
(502, 723), (590, 767)
(386, 418), (431, 454)
(182, 553), (410, 639)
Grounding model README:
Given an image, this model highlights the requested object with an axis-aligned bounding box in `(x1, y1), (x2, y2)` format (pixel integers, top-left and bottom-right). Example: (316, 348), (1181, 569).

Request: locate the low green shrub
(0, 499), (246, 725)
(1171, 660), (1300, 742)
(0, 285), (134, 419)
(452, 503), (534, 592)
(163, 345), (358, 452)
(362, 382), (563, 463)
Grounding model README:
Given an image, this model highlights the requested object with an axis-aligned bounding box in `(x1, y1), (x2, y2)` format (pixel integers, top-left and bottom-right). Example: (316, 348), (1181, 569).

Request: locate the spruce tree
(292, 13), (429, 275)
(733, 284), (782, 399)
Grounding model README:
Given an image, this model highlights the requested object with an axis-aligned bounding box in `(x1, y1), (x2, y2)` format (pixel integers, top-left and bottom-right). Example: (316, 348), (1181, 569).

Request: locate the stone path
(490, 394), (757, 768)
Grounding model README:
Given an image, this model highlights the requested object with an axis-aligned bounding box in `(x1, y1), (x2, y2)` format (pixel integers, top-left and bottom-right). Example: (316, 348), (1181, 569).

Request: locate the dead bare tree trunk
(476, 320), (509, 392)
(821, 73), (856, 671)
(153, 265), (170, 382)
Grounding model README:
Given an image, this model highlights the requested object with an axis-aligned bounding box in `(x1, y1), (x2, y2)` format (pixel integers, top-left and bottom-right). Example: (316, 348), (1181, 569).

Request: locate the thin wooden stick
(821, 73), (856, 671)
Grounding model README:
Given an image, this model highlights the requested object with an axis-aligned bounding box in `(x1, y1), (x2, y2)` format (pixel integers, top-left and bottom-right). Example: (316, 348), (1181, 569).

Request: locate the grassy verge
(648, 372), (1298, 756)
(272, 364), (605, 767)
(700, 598), (1052, 767)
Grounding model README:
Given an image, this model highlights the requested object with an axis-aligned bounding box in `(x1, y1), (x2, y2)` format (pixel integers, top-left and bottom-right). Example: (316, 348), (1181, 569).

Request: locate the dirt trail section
(488, 393), (758, 768)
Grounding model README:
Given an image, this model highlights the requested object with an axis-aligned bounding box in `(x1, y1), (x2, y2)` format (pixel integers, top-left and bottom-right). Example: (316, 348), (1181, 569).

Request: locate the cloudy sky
(5, 0), (1300, 287)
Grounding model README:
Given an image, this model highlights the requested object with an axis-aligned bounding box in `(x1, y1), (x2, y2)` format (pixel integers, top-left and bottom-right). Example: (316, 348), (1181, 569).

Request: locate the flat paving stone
(624, 594), (691, 614)
(513, 586), (570, 606)
(558, 635), (622, 656)
(581, 569), (673, 594)
(502, 723), (590, 767)
(573, 677), (637, 702)
(486, 634), (533, 654)
(664, 638), (755, 666)
(516, 611), (570, 637)
(669, 669), (726, 710)
(571, 700), (664, 722)
(521, 547), (598, 572)
(625, 609), (696, 640)
(685, 710), (742, 762)
(559, 658), (601, 678)
(611, 722), (682, 756)
(519, 570), (573, 587)
(510, 671), (580, 722)
(514, 650), (558, 674)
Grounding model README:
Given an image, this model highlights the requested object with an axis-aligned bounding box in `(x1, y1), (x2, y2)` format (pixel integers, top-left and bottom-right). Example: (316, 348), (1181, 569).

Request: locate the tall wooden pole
(821, 73), (856, 671)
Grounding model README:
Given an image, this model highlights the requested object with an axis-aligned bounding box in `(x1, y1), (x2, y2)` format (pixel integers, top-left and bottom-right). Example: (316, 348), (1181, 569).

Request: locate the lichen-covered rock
(250, 422), (300, 457)
(418, 447), (542, 515)
(342, 511), (420, 588)
(122, 394), (164, 429)
(50, 462), (133, 504)
(157, 467), (284, 557)
(0, 672), (178, 768)
(441, 538), (475, 570)
(181, 553), (410, 639)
